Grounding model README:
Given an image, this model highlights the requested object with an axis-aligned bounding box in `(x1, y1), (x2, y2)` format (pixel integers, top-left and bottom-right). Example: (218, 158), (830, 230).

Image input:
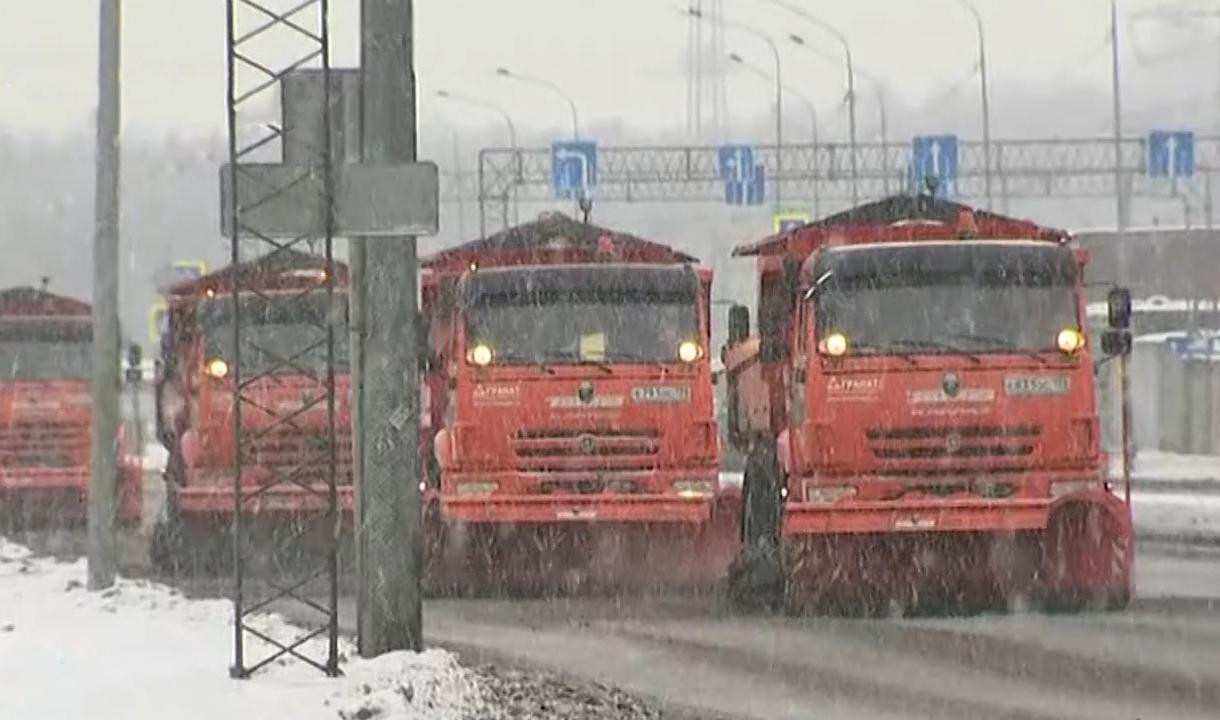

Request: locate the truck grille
(867, 423), (1040, 463)
(0, 422), (87, 468)
(242, 428), (353, 485)
(513, 428), (659, 472)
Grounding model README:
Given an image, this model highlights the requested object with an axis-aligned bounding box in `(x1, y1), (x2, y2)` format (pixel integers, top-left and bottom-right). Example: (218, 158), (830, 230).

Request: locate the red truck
(420, 213), (734, 591)
(721, 195), (1134, 614)
(0, 286), (141, 528)
(150, 251), (351, 572)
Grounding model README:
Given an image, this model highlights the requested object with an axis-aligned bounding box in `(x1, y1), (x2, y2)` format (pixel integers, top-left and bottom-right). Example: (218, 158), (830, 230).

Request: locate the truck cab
(152, 251), (350, 569)
(0, 286), (140, 527)
(723, 196), (1134, 612)
(421, 214), (729, 590)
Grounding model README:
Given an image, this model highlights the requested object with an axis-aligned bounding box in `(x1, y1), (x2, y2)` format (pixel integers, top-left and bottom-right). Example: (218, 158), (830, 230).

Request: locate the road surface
(270, 543), (1220, 720)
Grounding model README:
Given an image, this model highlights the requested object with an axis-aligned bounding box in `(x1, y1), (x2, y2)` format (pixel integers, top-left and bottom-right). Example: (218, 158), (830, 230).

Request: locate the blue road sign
(1148, 130), (1195, 178)
(911, 135), (959, 195)
(718, 145), (765, 206)
(1166, 334), (1219, 359)
(551, 141), (598, 198)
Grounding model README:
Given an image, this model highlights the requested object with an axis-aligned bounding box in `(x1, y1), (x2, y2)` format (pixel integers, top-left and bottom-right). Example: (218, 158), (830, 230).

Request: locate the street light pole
(1110, 0), (1128, 243)
(729, 51), (819, 215)
(688, 7), (783, 209)
(958, 0), (993, 209)
(495, 67), (579, 140)
(761, 1), (858, 206)
(435, 89), (520, 227)
(789, 31), (857, 206)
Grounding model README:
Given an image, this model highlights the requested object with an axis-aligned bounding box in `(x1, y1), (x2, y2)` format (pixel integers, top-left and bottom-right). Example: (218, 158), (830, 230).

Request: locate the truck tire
(728, 441), (785, 611)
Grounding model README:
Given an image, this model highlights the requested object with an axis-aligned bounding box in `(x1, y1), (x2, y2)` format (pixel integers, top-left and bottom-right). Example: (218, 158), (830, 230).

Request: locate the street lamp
(956, 0), (994, 209)
(788, 30), (858, 206)
(435, 89), (521, 230)
(687, 6), (784, 209)
(728, 52), (822, 216)
(759, 1), (858, 205)
(494, 67), (580, 140)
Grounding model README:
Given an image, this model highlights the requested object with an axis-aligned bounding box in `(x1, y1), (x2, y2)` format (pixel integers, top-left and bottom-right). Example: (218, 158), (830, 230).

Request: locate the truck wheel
(728, 441), (785, 611)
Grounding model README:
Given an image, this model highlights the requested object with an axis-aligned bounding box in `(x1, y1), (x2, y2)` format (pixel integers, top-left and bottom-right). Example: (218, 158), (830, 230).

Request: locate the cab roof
(164, 248), (349, 297)
(0, 287), (91, 317)
(422, 212), (698, 273)
(732, 194), (1069, 259)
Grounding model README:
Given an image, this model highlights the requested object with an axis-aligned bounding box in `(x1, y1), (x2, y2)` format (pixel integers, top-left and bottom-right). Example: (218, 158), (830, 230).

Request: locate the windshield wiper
(889, 338), (982, 365)
(948, 333), (1049, 366)
(489, 354), (559, 375)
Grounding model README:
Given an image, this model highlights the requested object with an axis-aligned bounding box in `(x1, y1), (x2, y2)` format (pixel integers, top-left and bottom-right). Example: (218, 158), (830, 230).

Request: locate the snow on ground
(0, 539), (484, 720)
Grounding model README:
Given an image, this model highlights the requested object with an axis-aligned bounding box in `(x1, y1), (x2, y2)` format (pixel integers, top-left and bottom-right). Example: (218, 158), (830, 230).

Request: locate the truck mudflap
(175, 482), (355, 515)
(0, 466), (142, 526)
(780, 489), (1133, 615)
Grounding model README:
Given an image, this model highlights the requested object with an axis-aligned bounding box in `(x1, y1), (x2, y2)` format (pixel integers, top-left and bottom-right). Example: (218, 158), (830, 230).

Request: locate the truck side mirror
(1101, 329), (1132, 357)
(1107, 287), (1132, 329)
(727, 304), (750, 345)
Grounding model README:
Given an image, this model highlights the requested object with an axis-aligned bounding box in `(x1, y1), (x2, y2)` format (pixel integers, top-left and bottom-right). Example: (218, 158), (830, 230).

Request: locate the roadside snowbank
(1111, 450), (1220, 486)
(0, 538), (483, 720)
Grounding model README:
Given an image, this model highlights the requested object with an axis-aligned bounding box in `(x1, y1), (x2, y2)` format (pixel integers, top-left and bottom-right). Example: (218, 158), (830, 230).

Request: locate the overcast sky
(1, 0), (1217, 143)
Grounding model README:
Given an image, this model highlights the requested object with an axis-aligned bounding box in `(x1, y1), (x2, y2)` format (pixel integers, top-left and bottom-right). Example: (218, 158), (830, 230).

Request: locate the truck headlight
(678, 341), (703, 363)
(673, 480), (716, 497)
(455, 481), (497, 495)
(1056, 328), (1086, 355)
(818, 332), (848, 357)
(466, 344), (493, 366)
(205, 358), (229, 379)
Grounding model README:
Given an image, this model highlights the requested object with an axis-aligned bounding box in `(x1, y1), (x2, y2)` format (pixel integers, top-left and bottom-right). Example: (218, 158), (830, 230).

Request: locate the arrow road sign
(1148, 130), (1195, 178)
(718, 145), (765, 206)
(551, 141), (598, 198)
(911, 135), (959, 195)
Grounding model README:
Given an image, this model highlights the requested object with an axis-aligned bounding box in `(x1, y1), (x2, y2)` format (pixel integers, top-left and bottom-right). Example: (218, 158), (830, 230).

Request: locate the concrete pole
(88, 0), (122, 591)
(357, 0), (422, 655)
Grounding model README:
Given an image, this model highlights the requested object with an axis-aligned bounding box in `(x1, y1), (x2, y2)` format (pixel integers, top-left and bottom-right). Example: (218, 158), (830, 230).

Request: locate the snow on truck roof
(164, 248), (349, 297)
(0, 287), (91, 317)
(422, 212), (699, 272)
(733, 195), (1068, 259)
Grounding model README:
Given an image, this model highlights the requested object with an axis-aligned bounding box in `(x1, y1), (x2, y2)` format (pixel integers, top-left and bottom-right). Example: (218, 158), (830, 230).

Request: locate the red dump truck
(0, 287), (141, 528)
(721, 195), (1135, 613)
(150, 251), (350, 572)
(420, 214), (734, 591)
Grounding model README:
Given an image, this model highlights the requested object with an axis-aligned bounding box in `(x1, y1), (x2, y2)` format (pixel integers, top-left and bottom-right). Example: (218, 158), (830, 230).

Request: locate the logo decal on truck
(631, 385), (691, 404)
(473, 384), (520, 406)
(1004, 375), (1070, 396)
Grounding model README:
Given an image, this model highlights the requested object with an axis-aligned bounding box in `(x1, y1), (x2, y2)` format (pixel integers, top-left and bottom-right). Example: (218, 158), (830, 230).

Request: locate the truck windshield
(463, 267), (700, 365)
(199, 294), (349, 373)
(813, 242), (1079, 355)
(0, 320), (92, 380)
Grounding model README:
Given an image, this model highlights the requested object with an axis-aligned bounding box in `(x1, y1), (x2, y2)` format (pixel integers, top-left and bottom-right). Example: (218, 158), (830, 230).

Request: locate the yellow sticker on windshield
(579, 333), (606, 361)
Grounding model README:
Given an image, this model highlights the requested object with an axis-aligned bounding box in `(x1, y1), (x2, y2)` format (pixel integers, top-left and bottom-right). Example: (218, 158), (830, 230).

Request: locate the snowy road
(268, 543), (1220, 720)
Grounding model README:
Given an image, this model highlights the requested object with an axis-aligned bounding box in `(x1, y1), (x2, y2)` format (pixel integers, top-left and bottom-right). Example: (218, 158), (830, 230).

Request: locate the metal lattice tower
(686, 0), (729, 142)
(224, 0), (340, 678)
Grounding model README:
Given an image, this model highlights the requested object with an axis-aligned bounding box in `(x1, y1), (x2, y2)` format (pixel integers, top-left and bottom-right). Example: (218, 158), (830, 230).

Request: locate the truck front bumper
(0, 466), (142, 524)
(175, 472), (354, 516)
(439, 469), (721, 525)
(784, 472), (1130, 537)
